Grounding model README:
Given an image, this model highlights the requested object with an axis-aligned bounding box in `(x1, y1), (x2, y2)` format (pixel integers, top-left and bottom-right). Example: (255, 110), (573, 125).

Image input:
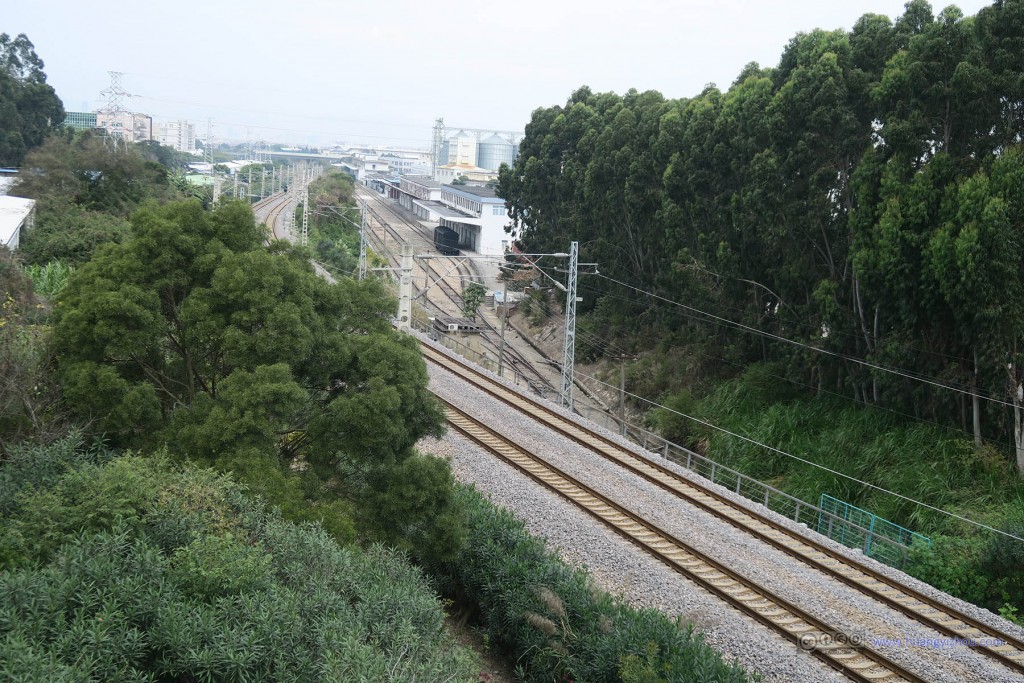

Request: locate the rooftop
(416, 200), (473, 220)
(402, 175), (440, 189)
(0, 195), (35, 247)
(443, 184), (498, 199)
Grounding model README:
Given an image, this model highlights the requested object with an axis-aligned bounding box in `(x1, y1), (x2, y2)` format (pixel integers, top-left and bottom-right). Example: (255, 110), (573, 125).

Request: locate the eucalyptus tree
(0, 33), (64, 167)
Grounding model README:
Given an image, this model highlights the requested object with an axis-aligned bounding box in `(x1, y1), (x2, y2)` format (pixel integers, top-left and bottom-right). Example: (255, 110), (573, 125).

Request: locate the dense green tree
(136, 139), (193, 170)
(499, 1), (1024, 472)
(0, 33), (64, 167)
(461, 281), (487, 319)
(51, 198), (462, 557)
(19, 204), (131, 266)
(0, 248), (68, 447)
(14, 131), (178, 216)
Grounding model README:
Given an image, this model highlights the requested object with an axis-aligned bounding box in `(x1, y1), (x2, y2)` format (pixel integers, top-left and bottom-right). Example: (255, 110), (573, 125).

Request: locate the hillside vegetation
(499, 0), (1024, 617)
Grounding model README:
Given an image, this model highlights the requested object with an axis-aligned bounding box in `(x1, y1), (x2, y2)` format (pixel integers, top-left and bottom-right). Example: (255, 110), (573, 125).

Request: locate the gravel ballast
(417, 333), (1024, 683)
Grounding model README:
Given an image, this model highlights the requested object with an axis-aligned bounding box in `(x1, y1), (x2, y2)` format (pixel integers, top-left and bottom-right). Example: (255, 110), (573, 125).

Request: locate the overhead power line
(591, 272), (1020, 410)
(572, 367), (1024, 544)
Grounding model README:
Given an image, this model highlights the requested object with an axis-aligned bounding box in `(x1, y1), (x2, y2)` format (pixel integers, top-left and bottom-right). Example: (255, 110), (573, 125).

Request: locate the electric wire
(581, 271), (1021, 410)
(504, 267), (1023, 535)
(573, 366), (1024, 540)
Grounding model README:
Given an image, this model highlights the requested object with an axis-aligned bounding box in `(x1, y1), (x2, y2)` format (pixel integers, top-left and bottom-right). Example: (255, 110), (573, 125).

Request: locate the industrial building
(434, 184), (508, 255)
(430, 120), (521, 175)
(333, 153), (391, 181)
(64, 111), (98, 130)
(96, 111), (153, 143)
(370, 175), (509, 256)
(155, 120), (196, 152)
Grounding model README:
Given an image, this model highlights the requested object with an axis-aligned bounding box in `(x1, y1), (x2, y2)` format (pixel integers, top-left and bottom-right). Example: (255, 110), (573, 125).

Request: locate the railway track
(357, 187), (552, 389)
(422, 342), (1024, 679)
(440, 396), (925, 683)
(250, 191), (293, 241)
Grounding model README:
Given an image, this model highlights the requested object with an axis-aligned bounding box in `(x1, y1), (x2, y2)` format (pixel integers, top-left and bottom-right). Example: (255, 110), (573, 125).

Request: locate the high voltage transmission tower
(100, 71), (129, 114)
(204, 118), (213, 164)
(99, 71), (131, 149)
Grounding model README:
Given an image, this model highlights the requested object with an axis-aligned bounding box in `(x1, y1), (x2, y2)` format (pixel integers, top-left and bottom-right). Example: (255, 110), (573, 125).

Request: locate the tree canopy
(0, 33), (64, 167)
(498, 0), (1024, 471)
(52, 198), (464, 559)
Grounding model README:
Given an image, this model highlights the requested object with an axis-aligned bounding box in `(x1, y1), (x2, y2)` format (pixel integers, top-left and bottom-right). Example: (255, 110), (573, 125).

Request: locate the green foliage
(51, 197), (464, 561)
(0, 33), (64, 167)
(648, 389), (697, 447)
(19, 203), (131, 266)
(501, 1), (1024, 470)
(0, 448), (479, 681)
(620, 642), (673, 683)
(0, 249), (69, 447)
(307, 170), (360, 275)
(135, 139), (193, 171)
(904, 536), (992, 607)
(22, 259), (73, 298)
(425, 485), (750, 683)
(462, 282), (487, 320)
(13, 131), (179, 218)
(686, 364), (1024, 614)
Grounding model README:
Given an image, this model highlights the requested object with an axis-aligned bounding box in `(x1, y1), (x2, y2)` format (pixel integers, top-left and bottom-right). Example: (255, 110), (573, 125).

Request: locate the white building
(0, 196), (36, 250)
(155, 120), (196, 152)
(96, 111), (153, 143)
(388, 175), (442, 218)
(434, 163), (499, 185)
(333, 154), (390, 181)
(436, 184), (508, 255)
(380, 152), (429, 176)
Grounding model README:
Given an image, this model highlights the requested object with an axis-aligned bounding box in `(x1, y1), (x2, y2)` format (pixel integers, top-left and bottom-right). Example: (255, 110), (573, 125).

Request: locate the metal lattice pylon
(560, 241), (579, 409)
(301, 187), (309, 246)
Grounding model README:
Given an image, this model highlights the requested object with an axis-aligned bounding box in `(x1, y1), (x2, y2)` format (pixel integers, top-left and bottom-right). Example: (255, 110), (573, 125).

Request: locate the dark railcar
(434, 225), (460, 255)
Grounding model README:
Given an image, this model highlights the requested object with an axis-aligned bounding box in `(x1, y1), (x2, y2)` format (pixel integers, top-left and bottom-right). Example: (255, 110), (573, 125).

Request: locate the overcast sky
(7, 0), (995, 148)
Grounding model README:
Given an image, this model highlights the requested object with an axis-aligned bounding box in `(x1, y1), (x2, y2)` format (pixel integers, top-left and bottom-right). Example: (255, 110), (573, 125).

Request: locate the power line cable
(571, 367), (1024, 544)
(588, 272), (1020, 410)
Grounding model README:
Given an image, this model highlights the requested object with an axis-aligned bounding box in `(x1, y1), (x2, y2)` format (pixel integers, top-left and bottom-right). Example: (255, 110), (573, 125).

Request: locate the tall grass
(683, 363), (1023, 537)
(660, 363), (1024, 614)
(23, 260), (74, 299)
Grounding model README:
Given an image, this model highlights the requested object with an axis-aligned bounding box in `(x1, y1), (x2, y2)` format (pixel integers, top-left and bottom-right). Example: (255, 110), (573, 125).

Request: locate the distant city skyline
(8, 0), (996, 148)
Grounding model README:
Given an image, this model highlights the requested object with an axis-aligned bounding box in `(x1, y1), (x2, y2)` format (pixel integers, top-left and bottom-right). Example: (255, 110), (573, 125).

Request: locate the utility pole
(204, 118), (213, 164)
(398, 244), (414, 330)
(301, 186), (309, 246)
(247, 166), (253, 201)
(620, 359), (627, 434)
(233, 171), (239, 198)
(560, 241), (579, 410)
(213, 175), (222, 205)
(497, 279), (509, 378)
(358, 201), (368, 280)
(431, 117), (445, 179)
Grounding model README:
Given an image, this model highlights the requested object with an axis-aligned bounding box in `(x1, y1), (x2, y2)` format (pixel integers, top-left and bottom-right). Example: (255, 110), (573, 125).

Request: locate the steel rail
(439, 396), (926, 683)
(422, 342), (1024, 676)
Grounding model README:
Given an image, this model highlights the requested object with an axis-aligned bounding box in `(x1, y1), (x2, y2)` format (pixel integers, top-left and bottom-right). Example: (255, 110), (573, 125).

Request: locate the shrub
(425, 485), (750, 683)
(0, 447), (480, 681)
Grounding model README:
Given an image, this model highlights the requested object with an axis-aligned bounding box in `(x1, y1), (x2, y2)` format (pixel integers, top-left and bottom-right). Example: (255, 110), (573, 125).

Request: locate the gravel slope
(418, 334), (1024, 683)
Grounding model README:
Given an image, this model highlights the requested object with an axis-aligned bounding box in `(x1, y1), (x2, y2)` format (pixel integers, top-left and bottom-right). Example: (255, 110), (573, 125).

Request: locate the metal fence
(415, 325), (922, 568)
(817, 494), (931, 566)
